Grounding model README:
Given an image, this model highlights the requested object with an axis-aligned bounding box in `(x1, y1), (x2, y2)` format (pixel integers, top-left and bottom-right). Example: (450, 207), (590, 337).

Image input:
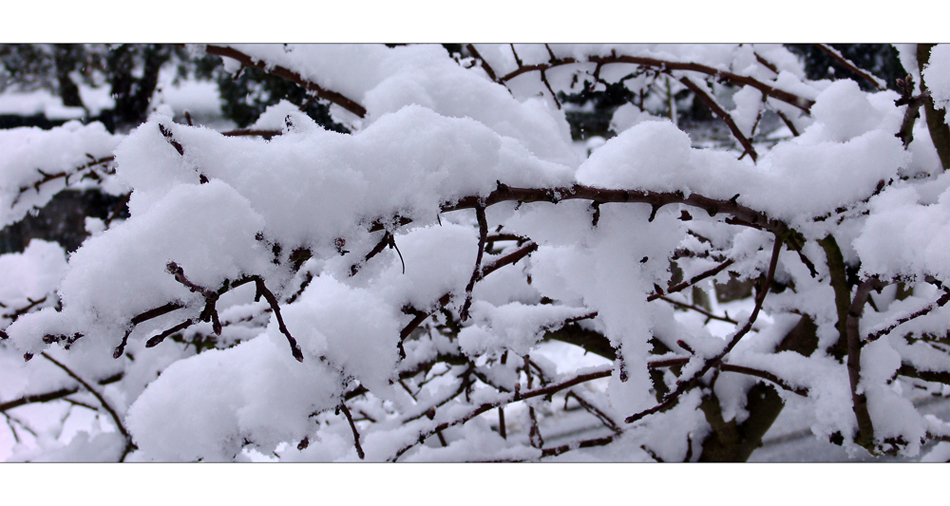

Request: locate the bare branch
(864, 287), (950, 345)
(460, 205), (488, 321)
(338, 402), (365, 460)
(847, 277), (888, 449)
(202, 45), (367, 118)
(0, 372), (123, 413)
(465, 44), (498, 82)
(41, 353), (135, 460)
(679, 76), (758, 161)
(814, 44), (886, 92)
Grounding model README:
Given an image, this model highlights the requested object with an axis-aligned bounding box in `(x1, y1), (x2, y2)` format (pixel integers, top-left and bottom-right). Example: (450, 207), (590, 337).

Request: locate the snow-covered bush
(3, 43), (950, 462)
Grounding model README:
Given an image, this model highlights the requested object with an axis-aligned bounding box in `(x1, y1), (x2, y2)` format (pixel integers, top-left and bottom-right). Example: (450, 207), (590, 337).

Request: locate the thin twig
(648, 258), (736, 301)
(390, 366), (612, 461)
(338, 402), (365, 460)
(864, 288), (950, 345)
(0, 373), (124, 413)
(460, 205), (488, 321)
(679, 76), (758, 161)
(814, 44), (886, 91)
(40, 353), (135, 460)
(541, 435), (616, 458)
(658, 295), (737, 324)
(202, 45), (367, 118)
(465, 44), (498, 82)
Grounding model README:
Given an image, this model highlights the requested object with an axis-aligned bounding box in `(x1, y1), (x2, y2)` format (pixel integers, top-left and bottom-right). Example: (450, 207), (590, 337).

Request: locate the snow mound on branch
(214, 44), (578, 167)
(0, 240), (67, 304)
(923, 44), (950, 113)
(370, 223), (479, 312)
(458, 301), (591, 356)
(277, 275), (400, 394)
(576, 87), (908, 227)
(118, 108), (573, 249)
(126, 333), (340, 461)
(7, 180), (271, 356)
(854, 184), (950, 281)
(0, 121), (122, 227)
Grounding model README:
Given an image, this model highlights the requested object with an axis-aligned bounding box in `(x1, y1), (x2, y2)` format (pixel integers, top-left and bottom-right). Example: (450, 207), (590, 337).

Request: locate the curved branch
(0, 372), (123, 413)
(202, 44), (367, 118)
(864, 287), (950, 345)
(814, 44), (886, 91)
(679, 76), (758, 161)
(40, 353), (135, 460)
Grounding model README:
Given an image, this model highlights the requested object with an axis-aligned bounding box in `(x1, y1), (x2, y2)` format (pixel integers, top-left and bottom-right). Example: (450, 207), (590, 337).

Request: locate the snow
(0, 121), (122, 227)
(4, 43), (950, 462)
(922, 44), (950, 113)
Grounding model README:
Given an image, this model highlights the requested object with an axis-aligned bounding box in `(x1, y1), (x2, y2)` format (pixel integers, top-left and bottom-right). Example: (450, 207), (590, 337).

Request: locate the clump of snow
(0, 240), (67, 303)
(126, 333), (340, 461)
(922, 44), (950, 113)
(458, 301), (590, 356)
(0, 121), (122, 227)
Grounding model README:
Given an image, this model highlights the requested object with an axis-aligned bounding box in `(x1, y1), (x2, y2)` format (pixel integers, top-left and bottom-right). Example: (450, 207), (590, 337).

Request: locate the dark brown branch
(202, 44), (367, 118)
(718, 363), (809, 396)
(658, 295), (737, 324)
(221, 128), (283, 140)
(40, 353), (135, 460)
(896, 92), (929, 148)
(847, 278), (887, 449)
(775, 110), (800, 137)
(647, 357), (809, 396)
(819, 235), (853, 361)
(524, 355), (543, 449)
(145, 318), (197, 348)
(565, 390), (623, 434)
(497, 53), (814, 113)
(679, 76), (758, 162)
(114, 301), (186, 358)
(648, 258), (736, 302)
(814, 44), (886, 92)
(349, 232), (397, 277)
(338, 402), (365, 460)
(390, 366), (612, 460)
(1, 296), (49, 323)
(251, 276), (304, 362)
(753, 52), (779, 74)
(626, 233), (784, 424)
(0, 372), (123, 413)
(460, 205), (488, 321)
(12, 156), (115, 207)
(898, 363), (950, 386)
(465, 44), (498, 82)
(539, 69), (561, 109)
(445, 185), (785, 235)
(541, 435), (616, 458)
(158, 123), (184, 156)
(478, 241), (538, 280)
